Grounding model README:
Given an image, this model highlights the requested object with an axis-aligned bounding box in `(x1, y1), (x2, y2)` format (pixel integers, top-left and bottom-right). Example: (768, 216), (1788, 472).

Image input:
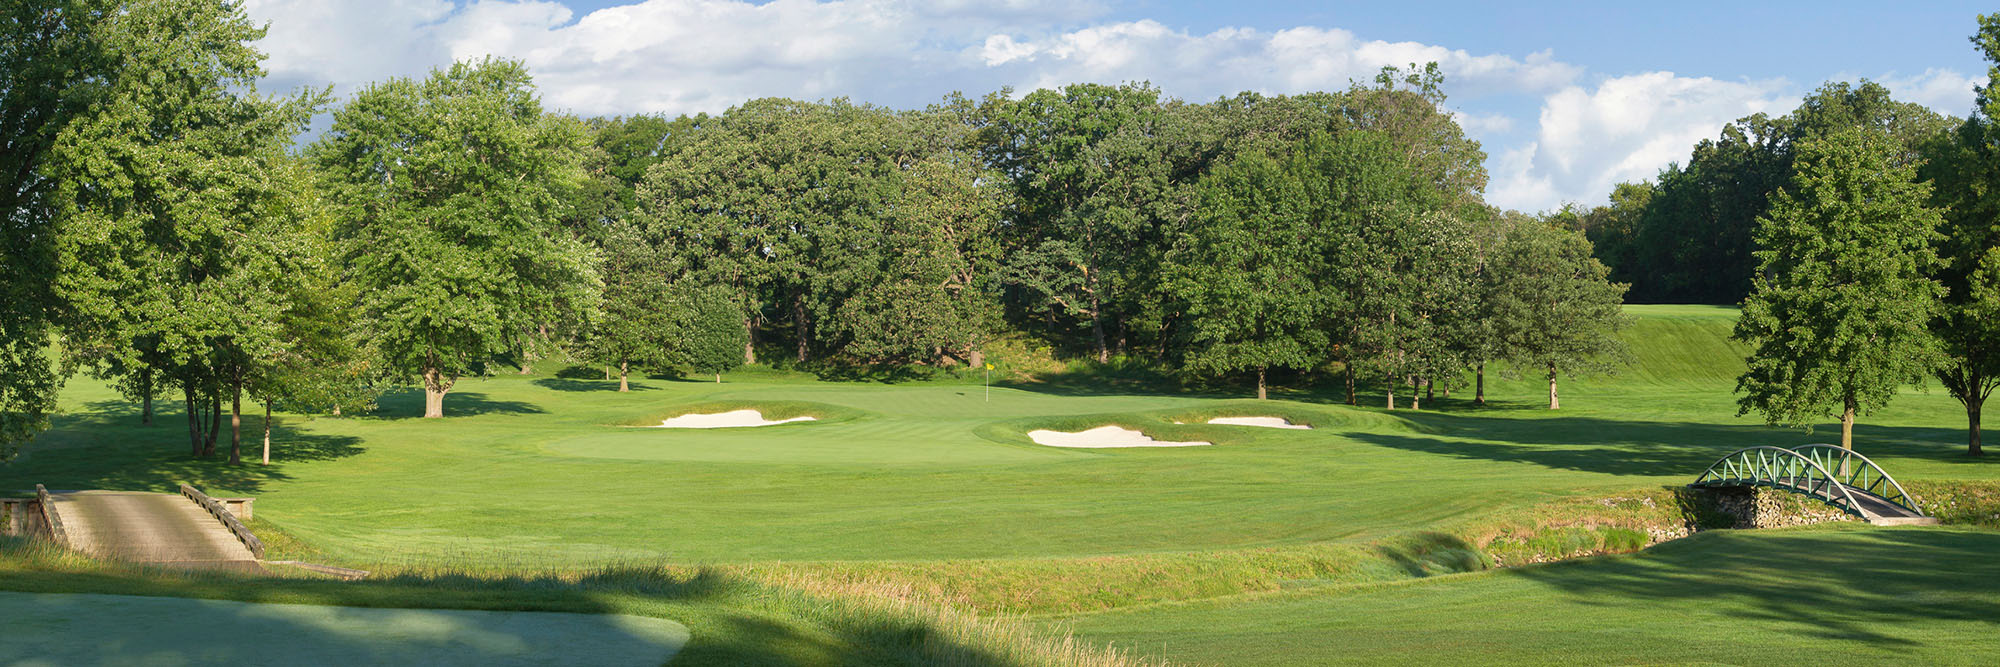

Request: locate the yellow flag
(984, 363), (994, 370)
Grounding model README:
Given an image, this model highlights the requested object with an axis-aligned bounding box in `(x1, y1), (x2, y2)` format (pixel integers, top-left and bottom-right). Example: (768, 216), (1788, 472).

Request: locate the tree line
(0, 0), (1630, 464)
(1576, 15), (2000, 457)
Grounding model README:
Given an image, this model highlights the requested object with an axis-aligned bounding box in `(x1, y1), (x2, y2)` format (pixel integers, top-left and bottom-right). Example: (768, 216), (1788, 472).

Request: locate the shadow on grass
(1512, 528), (2000, 646)
(532, 378), (655, 393)
(367, 389), (542, 419)
(553, 365), (605, 380)
(1, 402), (361, 495)
(0, 536), (1022, 666)
(1344, 411), (1996, 478)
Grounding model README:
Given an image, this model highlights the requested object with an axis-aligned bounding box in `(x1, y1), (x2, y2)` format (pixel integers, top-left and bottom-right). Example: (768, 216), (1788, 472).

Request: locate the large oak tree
(313, 59), (597, 418)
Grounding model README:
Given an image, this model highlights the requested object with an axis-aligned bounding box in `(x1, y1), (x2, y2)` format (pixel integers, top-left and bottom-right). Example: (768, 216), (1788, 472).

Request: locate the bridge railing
(179, 484), (263, 559)
(34, 484), (69, 547)
(1789, 444), (1923, 516)
(1691, 446), (1866, 518)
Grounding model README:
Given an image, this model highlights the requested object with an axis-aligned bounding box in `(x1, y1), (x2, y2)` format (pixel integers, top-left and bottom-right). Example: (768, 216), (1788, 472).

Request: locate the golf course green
(5, 304), (1999, 664)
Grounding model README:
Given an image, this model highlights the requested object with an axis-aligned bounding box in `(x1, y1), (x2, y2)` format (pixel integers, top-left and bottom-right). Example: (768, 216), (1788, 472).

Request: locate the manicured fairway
(0, 591), (688, 666)
(1061, 526), (2000, 665)
(6, 305), (1998, 570)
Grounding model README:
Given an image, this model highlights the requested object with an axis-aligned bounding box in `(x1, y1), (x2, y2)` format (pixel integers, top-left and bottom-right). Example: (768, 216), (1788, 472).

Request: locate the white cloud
(247, 0), (455, 94)
(1876, 68), (1979, 116)
(977, 22), (1581, 101)
(244, 0), (1581, 117)
(1485, 72), (1796, 213)
(243, 1), (1976, 214)
(1452, 110), (1515, 136)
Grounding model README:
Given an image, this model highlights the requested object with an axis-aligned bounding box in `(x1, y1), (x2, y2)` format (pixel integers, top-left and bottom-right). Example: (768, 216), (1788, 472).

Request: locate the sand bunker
(1206, 416), (1312, 430)
(651, 410), (816, 429)
(1027, 425), (1211, 448)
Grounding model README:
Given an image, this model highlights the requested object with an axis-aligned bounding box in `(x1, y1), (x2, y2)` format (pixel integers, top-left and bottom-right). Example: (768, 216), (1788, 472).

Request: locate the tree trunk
(715, 372), (722, 384)
(1386, 378), (1396, 410)
(1257, 367), (1267, 400)
(1475, 363), (1486, 406)
(1090, 306), (1108, 363)
(1410, 377), (1421, 410)
(1970, 395), (1985, 457)
(423, 366), (449, 419)
(333, 404), (342, 417)
(1841, 395), (1857, 477)
(228, 377), (242, 466)
(1547, 364), (1560, 410)
(184, 384), (204, 458)
(1343, 350), (1356, 405)
(969, 348), (985, 369)
(618, 360), (630, 392)
(794, 293), (809, 363)
(1424, 378), (1435, 404)
(203, 390), (221, 457)
(261, 401), (272, 466)
(1841, 396), (1856, 451)
(745, 315), (759, 364)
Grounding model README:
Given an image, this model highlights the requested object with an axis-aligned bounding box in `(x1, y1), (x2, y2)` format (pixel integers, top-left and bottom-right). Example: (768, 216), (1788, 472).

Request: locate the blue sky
(245, 0), (1996, 211)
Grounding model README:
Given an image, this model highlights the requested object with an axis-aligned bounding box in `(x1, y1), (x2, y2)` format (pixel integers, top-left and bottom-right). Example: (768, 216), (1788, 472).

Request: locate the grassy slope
(1062, 526), (2000, 665)
(9, 307), (1994, 569)
(7, 304), (2000, 662)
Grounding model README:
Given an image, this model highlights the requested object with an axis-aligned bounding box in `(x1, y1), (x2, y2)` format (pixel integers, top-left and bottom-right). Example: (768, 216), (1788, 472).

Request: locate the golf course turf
(0, 591), (689, 666)
(5, 304), (2000, 664)
(1061, 526), (2000, 665)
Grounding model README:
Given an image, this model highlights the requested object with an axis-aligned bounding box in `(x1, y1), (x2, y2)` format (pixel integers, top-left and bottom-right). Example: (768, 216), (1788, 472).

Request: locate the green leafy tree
(1167, 140), (1331, 399)
(0, 0), (116, 459)
(48, 0), (326, 460)
(667, 285), (748, 383)
(823, 144), (1003, 365)
(1920, 13), (2000, 456)
(984, 83), (1174, 362)
(1735, 130), (1944, 452)
(313, 59), (598, 418)
(1487, 223), (1630, 409)
(636, 98), (903, 366)
(1607, 81), (1951, 303)
(584, 222), (678, 391)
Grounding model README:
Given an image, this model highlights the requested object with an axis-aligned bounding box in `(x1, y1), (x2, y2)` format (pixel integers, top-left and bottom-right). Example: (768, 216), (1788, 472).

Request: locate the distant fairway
(1061, 526), (2000, 665)
(7, 304), (2000, 663)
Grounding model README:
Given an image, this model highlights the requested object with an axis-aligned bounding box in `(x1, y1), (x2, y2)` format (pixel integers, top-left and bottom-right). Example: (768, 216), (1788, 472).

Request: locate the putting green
(0, 592), (687, 666)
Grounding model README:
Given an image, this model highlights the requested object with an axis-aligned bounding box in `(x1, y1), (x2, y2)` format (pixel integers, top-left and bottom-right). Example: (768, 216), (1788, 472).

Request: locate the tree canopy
(1735, 129), (1944, 452)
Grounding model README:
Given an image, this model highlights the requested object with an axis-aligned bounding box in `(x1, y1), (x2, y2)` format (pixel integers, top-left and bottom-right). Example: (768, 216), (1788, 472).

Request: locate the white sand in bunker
(650, 409), (816, 429)
(1027, 425), (1211, 448)
(1206, 416), (1312, 430)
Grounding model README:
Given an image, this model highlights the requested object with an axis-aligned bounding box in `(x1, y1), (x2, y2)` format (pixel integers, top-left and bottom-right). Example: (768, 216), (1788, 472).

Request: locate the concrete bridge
(6, 485), (265, 573)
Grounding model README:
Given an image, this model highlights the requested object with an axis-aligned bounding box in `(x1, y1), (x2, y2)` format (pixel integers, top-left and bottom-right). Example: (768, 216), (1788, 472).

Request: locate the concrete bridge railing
(35, 484), (69, 547)
(180, 484), (263, 559)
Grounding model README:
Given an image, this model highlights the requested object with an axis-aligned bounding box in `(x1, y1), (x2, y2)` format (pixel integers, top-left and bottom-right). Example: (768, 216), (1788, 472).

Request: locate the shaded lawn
(1062, 525), (2000, 665)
